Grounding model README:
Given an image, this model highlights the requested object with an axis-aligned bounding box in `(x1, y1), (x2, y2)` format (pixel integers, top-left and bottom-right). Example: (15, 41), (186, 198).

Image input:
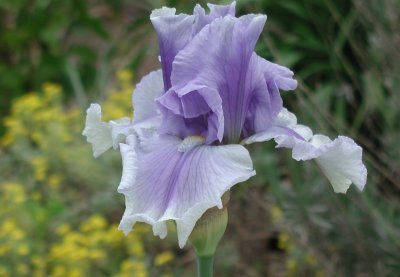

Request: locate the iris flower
(83, 2), (367, 248)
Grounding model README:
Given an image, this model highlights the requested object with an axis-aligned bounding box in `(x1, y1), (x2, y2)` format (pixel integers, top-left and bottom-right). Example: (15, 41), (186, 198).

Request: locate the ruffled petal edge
(243, 108), (367, 193)
(117, 133), (255, 247)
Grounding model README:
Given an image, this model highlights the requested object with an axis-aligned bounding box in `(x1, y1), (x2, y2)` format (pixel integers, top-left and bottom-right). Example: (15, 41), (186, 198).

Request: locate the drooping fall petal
(243, 108), (367, 193)
(118, 132), (255, 247)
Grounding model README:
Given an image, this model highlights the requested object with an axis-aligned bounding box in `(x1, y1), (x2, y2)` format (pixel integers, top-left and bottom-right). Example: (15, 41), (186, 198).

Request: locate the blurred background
(0, 0), (399, 276)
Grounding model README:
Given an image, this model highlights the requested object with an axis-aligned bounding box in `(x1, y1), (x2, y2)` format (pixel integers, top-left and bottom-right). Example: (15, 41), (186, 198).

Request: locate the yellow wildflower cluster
(271, 205), (283, 224)
(154, 251), (175, 266)
(0, 201), (33, 277)
(102, 69), (134, 121)
(0, 181), (156, 276)
(1, 182), (26, 206)
(48, 215), (150, 277)
(2, 82), (67, 148)
(0, 70), (178, 276)
(2, 70), (133, 149)
(1, 70), (135, 190)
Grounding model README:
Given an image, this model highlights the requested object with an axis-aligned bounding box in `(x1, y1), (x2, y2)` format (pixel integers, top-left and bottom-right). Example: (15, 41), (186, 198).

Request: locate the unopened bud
(189, 192), (230, 257)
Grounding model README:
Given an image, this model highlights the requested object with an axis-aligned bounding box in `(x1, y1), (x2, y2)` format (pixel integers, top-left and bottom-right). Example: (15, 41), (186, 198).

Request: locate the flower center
(178, 136), (205, 152)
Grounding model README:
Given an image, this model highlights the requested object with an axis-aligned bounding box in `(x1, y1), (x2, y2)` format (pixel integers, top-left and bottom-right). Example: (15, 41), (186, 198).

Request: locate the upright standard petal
(192, 2), (236, 34)
(150, 8), (194, 90)
(151, 3), (239, 91)
(158, 14), (267, 144)
(243, 108), (367, 193)
(132, 69), (164, 123)
(118, 133), (255, 247)
(157, 13), (297, 144)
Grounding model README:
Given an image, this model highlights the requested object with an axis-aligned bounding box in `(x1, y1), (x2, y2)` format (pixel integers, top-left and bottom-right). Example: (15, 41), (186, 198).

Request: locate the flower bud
(189, 192), (230, 257)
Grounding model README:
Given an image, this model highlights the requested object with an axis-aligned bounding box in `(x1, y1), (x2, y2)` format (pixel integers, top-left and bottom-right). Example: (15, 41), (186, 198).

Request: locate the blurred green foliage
(1, 0), (101, 115)
(239, 0), (400, 276)
(0, 0), (153, 130)
(1, 0), (400, 276)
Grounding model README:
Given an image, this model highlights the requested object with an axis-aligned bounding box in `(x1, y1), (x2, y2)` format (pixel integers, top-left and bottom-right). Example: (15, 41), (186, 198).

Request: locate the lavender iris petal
(150, 3), (236, 92)
(157, 84), (224, 144)
(118, 132), (255, 247)
(157, 13), (297, 144)
(150, 8), (195, 91)
(192, 2), (236, 34)
(132, 69), (164, 124)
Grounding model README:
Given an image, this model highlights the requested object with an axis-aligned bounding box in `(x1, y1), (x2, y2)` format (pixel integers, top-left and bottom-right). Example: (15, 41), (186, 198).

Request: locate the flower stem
(197, 254), (214, 277)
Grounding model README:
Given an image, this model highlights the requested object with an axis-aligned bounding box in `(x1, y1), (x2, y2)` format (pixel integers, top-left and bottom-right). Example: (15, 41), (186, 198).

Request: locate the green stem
(197, 255), (214, 277)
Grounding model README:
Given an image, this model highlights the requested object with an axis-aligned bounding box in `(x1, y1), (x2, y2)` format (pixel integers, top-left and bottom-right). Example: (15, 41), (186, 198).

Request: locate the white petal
(118, 139), (138, 192)
(150, 7), (176, 18)
(310, 134), (332, 147)
(313, 136), (367, 193)
(275, 107), (297, 127)
(292, 124), (313, 141)
(110, 117), (131, 149)
(82, 104), (137, 157)
(82, 104), (113, 158)
(243, 107), (367, 193)
(132, 69), (164, 123)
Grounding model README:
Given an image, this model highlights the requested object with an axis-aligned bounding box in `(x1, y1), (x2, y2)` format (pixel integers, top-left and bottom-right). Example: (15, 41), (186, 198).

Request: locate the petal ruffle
(82, 104), (131, 157)
(309, 135), (367, 193)
(243, 108), (367, 193)
(193, 2), (236, 34)
(83, 70), (163, 157)
(118, 133), (255, 247)
(157, 84), (224, 144)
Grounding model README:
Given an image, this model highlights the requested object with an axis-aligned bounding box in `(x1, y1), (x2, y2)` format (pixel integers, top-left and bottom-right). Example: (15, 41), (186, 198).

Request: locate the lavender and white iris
(83, 2), (367, 248)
